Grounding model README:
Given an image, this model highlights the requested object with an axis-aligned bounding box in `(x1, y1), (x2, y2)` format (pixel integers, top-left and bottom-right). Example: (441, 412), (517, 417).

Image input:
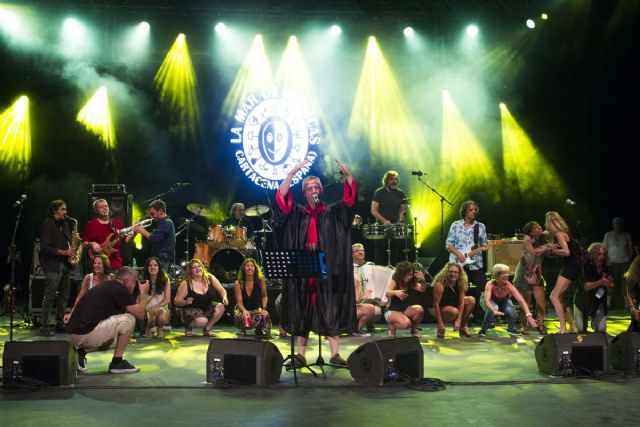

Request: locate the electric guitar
(87, 218), (153, 260)
(449, 239), (508, 267)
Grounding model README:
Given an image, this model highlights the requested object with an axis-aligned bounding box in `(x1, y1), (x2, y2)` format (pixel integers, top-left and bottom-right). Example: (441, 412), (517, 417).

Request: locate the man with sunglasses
(66, 266), (149, 374)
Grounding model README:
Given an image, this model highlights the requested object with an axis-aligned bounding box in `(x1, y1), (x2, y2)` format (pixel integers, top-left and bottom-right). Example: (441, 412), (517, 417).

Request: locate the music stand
(260, 249), (330, 383)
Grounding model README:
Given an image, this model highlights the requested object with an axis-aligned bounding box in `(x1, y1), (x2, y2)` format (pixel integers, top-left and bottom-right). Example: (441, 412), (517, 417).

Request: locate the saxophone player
(38, 199), (74, 337)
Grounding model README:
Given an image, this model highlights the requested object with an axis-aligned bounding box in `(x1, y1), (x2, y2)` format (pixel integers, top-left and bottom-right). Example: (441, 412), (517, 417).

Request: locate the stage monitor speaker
(535, 333), (609, 376)
(206, 338), (283, 386)
(2, 340), (78, 386)
(347, 336), (423, 386)
(610, 331), (640, 373)
(487, 240), (523, 273)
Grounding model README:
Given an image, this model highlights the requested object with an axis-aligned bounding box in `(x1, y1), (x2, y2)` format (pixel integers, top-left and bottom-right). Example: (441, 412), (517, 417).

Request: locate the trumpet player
(38, 199), (74, 337)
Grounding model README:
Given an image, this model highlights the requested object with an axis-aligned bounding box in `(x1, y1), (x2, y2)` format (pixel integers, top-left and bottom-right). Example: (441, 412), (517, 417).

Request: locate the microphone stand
(5, 199), (26, 342)
(141, 183), (190, 205)
(414, 176), (453, 257)
(566, 202), (586, 245)
(175, 213), (200, 265)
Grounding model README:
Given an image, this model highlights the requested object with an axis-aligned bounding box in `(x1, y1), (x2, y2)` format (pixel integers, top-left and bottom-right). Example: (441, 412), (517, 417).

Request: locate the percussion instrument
(358, 264), (394, 303)
(210, 248), (245, 283)
(226, 226), (247, 249)
(389, 223), (414, 240)
(207, 225), (225, 249)
(362, 224), (387, 240)
(244, 205), (270, 217)
(186, 203), (215, 217)
(194, 241), (213, 267)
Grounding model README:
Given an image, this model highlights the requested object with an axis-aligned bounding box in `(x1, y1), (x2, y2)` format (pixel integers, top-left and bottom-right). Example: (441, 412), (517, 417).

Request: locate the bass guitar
(87, 218), (153, 260)
(449, 239), (508, 267)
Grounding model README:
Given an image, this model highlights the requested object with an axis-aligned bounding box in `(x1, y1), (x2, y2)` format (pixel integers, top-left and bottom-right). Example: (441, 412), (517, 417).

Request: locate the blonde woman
(430, 262), (476, 338)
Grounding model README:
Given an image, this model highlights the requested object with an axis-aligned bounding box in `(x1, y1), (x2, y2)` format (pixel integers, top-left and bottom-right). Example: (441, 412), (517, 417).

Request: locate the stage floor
(1, 313), (639, 426)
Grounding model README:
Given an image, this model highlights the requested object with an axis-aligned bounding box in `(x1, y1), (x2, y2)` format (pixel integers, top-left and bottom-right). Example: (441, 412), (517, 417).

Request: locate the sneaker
(352, 329), (371, 337)
(329, 353), (347, 367)
(507, 329), (523, 336)
(77, 349), (87, 373)
(109, 359), (140, 374)
(477, 329), (487, 337)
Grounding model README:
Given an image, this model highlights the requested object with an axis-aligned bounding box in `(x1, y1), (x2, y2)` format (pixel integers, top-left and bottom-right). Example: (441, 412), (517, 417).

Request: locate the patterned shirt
(445, 219), (487, 270)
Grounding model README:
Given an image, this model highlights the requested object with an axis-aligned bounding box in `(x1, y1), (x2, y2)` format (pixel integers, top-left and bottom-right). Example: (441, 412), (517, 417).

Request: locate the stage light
(139, 21), (150, 32)
(220, 34), (272, 119)
(330, 24), (341, 36)
(0, 95), (31, 177)
(403, 27), (414, 37)
(154, 33), (200, 141)
(541, 13), (549, 20)
(59, 16), (94, 58)
(131, 202), (144, 249)
(348, 36), (431, 243)
(500, 103), (565, 199)
(526, 19), (536, 29)
(466, 24), (479, 38)
(215, 22), (226, 33)
(76, 86), (116, 151)
(121, 21), (151, 64)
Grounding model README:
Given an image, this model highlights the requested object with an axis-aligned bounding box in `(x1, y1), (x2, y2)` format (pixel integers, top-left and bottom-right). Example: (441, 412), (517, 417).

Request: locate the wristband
(526, 313), (533, 317)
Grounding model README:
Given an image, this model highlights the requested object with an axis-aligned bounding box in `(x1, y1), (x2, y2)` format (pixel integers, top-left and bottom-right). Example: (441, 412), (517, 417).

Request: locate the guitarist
(446, 200), (488, 302)
(83, 199), (130, 271)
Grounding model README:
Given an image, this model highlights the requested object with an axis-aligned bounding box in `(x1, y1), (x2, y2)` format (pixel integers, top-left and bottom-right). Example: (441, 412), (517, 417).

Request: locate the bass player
(83, 199), (131, 271)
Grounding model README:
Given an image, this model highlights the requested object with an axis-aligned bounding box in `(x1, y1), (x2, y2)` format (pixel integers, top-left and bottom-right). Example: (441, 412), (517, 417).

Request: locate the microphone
(411, 171), (426, 176)
(13, 194), (27, 207)
(313, 195), (320, 205)
(565, 199), (577, 207)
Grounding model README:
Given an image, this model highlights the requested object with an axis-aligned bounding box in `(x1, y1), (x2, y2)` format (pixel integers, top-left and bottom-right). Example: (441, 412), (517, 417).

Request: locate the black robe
(277, 186), (357, 336)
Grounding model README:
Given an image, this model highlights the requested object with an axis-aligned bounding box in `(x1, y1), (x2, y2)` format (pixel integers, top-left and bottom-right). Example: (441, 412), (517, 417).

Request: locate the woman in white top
(143, 257), (172, 338)
(64, 254), (113, 323)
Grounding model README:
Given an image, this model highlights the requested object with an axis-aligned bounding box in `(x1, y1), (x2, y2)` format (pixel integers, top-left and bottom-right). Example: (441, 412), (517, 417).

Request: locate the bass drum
(210, 248), (245, 284)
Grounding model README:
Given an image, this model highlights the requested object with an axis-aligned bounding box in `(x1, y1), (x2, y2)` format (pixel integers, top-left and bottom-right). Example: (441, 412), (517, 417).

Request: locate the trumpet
(118, 218), (153, 237)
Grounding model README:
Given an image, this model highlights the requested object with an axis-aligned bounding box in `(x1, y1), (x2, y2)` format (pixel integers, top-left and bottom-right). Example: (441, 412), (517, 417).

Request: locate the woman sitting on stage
(233, 258), (271, 337)
(479, 264), (538, 336)
(513, 221), (556, 334)
(430, 262), (476, 338)
(384, 261), (428, 337)
(64, 254), (113, 323)
(174, 259), (228, 337)
(143, 257), (171, 338)
(625, 255), (640, 332)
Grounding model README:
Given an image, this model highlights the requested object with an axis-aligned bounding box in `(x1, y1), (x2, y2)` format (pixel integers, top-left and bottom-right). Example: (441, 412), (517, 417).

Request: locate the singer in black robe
(276, 159), (357, 365)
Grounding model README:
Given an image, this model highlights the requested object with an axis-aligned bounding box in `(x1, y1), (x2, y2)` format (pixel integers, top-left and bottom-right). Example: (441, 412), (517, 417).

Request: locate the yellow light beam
(0, 95), (31, 177)
(154, 33), (200, 141)
(500, 103), (565, 198)
(76, 85), (116, 150)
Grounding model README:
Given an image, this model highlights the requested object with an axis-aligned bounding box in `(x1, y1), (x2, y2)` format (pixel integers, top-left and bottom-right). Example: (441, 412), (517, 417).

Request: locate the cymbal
(254, 229), (273, 233)
(244, 205), (270, 217)
(186, 203), (215, 217)
(175, 218), (205, 233)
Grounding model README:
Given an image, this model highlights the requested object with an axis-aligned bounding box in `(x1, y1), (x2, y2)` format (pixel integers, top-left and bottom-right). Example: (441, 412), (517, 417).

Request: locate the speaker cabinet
(347, 337), (423, 385)
(487, 240), (523, 273)
(535, 333), (609, 375)
(2, 340), (78, 386)
(610, 331), (640, 373)
(206, 338), (283, 386)
(29, 275), (78, 318)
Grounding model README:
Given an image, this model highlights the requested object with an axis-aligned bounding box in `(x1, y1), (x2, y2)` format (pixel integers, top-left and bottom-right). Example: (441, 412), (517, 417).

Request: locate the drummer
(370, 170), (408, 265)
(222, 203), (255, 239)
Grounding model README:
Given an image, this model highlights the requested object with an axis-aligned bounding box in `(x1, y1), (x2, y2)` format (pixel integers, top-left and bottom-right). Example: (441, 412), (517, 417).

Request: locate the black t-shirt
(574, 262), (613, 312)
(66, 280), (135, 335)
(372, 187), (406, 223)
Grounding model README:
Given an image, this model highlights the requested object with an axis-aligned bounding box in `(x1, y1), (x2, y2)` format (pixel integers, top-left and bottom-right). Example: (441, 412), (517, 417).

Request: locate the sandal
(538, 325), (547, 335)
(184, 329), (193, 337)
(437, 328), (445, 339)
(203, 329), (216, 337)
(458, 327), (472, 338)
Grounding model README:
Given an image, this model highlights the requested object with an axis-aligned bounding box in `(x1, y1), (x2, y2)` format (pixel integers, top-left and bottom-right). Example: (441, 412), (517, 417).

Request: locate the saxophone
(67, 217), (83, 265)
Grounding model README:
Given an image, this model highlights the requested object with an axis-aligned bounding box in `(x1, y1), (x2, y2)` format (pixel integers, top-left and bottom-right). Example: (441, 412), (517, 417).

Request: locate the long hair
(433, 262), (469, 292)
(459, 200), (478, 219)
(185, 258), (211, 286)
(625, 255), (640, 290)
(392, 261), (416, 289)
(587, 242), (610, 268)
(47, 199), (65, 217)
(93, 253), (112, 276)
(237, 258), (264, 287)
(523, 221), (543, 247)
(545, 211), (569, 234)
(143, 256), (170, 295)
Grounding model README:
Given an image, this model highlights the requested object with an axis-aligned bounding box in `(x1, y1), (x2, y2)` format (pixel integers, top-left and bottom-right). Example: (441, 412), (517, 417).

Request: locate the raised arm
(279, 159), (309, 197)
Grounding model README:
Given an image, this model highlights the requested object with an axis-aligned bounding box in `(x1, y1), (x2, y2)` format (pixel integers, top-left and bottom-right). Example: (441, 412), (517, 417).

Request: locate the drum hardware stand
(176, 213), (199, 265)
(413, 175), (453, 257)
(385, 233), (393, 268)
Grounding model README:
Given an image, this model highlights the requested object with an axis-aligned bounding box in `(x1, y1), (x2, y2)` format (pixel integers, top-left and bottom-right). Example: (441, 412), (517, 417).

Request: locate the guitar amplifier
(487, 240), (523, 273)
(29, 275), (78, 322)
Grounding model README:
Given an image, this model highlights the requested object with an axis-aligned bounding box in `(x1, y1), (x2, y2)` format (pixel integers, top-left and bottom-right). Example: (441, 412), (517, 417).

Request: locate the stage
(1, 312), (639, 426)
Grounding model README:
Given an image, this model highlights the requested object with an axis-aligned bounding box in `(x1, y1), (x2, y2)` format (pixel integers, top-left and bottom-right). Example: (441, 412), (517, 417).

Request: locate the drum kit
(185, 202), (273, 284)
(362, 222), (414, 267)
